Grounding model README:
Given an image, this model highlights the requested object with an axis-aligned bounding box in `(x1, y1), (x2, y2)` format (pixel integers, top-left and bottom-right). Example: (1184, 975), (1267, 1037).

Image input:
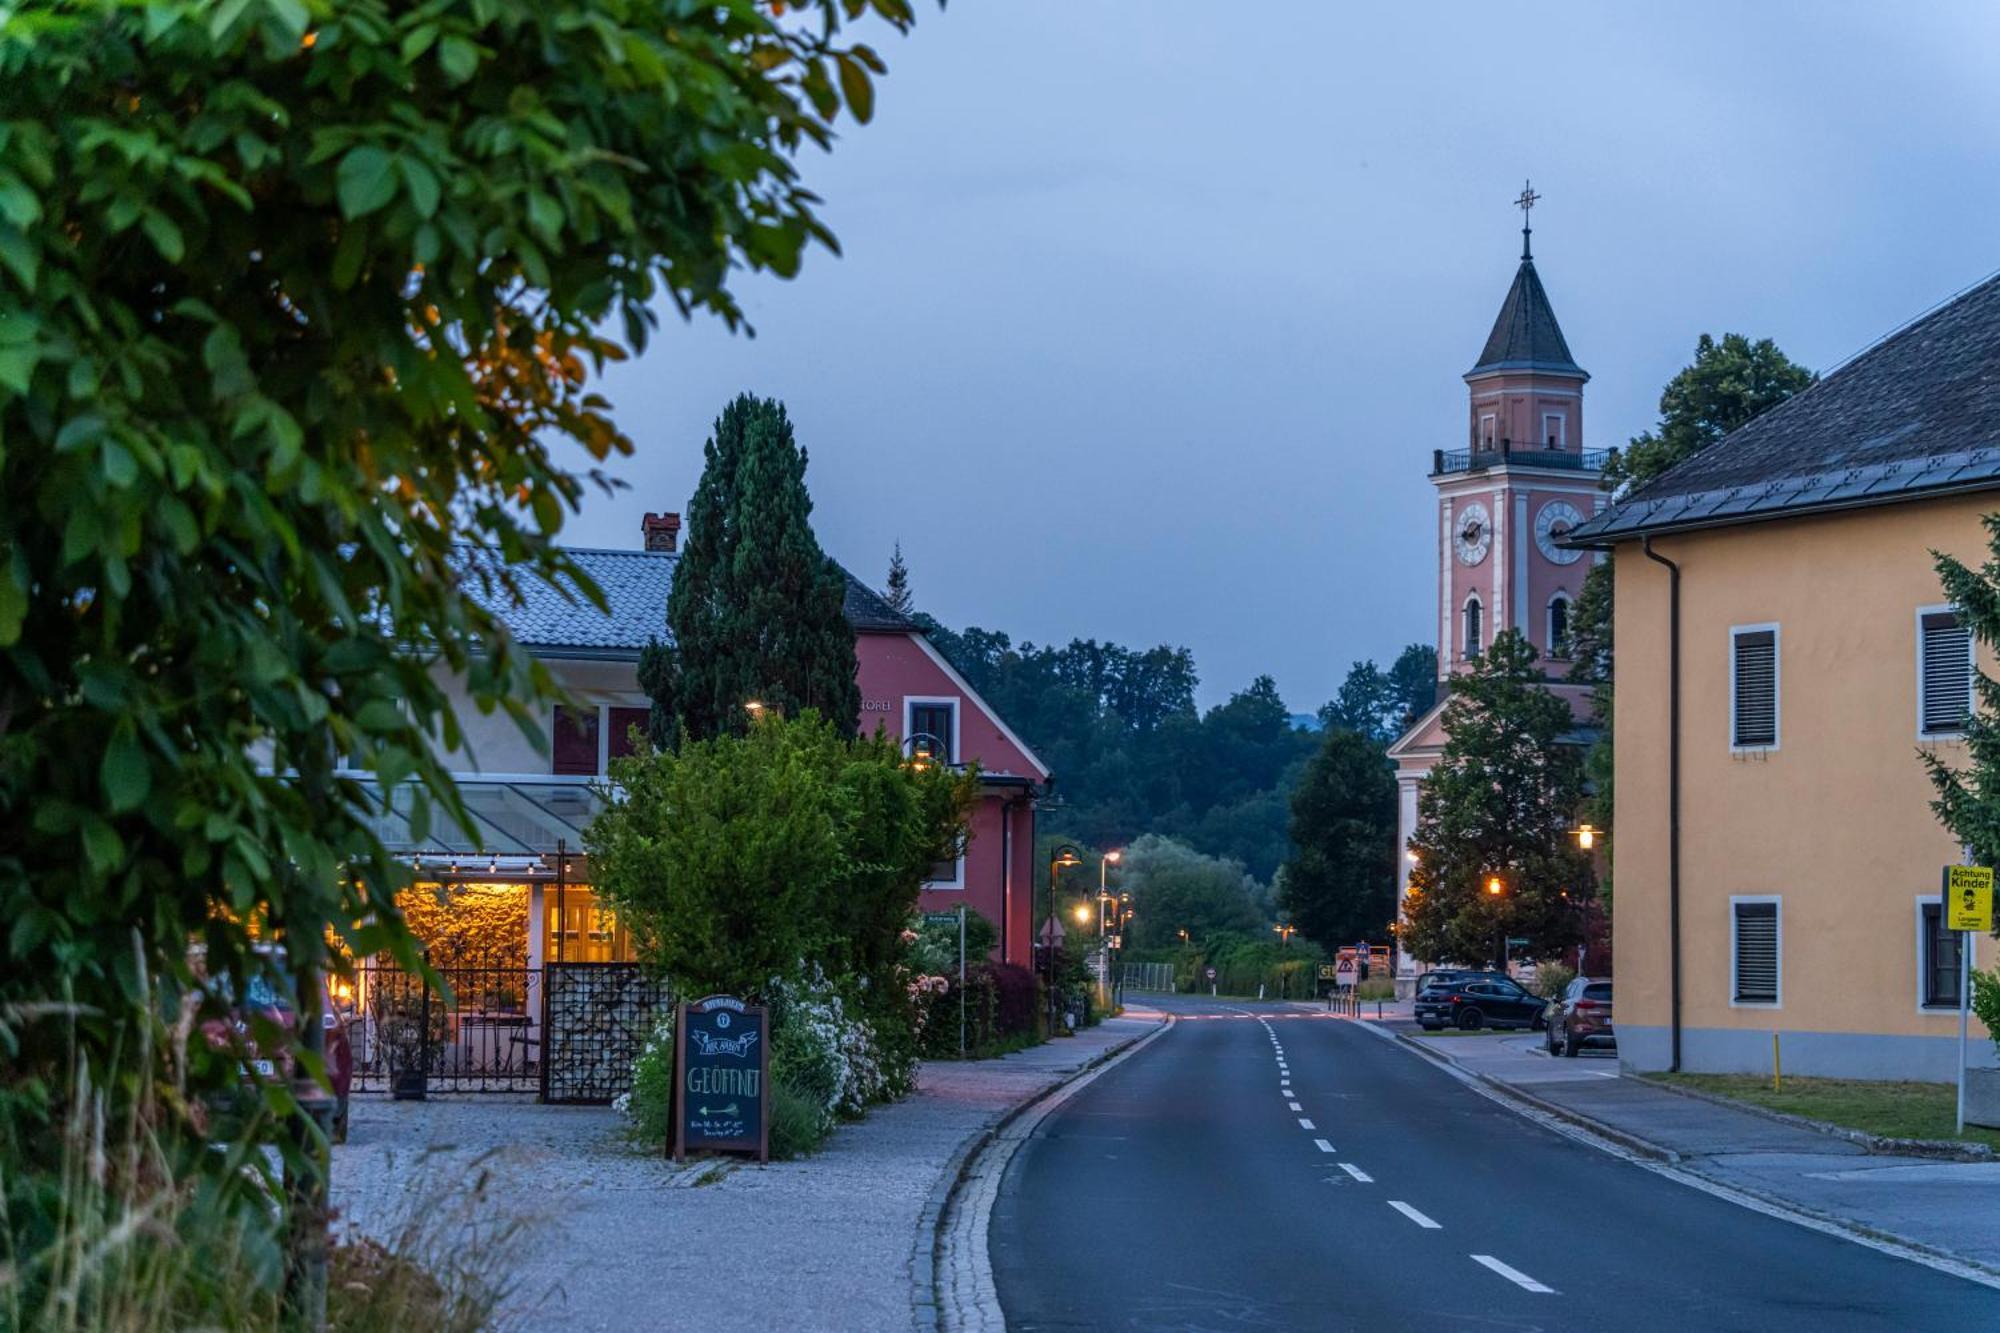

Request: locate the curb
(1363, 1019), (2000, 1289)
(1634, 1074), (1996, 1163)
(909, 1013), (1172, 1333)
(1381, 1026), (1683, 1163)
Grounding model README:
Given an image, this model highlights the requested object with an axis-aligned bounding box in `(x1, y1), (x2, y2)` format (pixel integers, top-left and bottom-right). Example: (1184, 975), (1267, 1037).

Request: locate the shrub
(989, 963), (1040, 1038)
(1356, 978), (1396, 1001)
(1536, 963), (1577, 1001)
(614, 1013), (677, 1146)
(1973, 966), (2000, 1054)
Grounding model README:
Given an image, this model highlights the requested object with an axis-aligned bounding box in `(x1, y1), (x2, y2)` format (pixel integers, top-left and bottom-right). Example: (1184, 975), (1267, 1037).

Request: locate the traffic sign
(1205, 966), (1217, 980)
(923, 912), (960, 927)
(1946, 866), (1994, 932)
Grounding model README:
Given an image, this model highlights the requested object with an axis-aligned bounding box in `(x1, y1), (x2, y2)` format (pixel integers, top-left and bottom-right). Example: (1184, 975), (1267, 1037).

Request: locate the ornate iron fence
(541, 963), (671, 1105)
(350, 960), (542, 1095)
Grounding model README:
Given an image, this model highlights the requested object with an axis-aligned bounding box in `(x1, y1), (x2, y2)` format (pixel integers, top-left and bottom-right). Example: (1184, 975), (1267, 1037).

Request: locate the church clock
(1454, 502), (1492, 566)
(1534, 500), (1585, 565)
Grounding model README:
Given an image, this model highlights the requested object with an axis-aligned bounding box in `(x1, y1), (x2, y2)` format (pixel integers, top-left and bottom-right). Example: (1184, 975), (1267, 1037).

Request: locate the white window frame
(1915, 603), (1975, 742)
(1914, 894), (1974, 1014)
(1546, 592), (1572, 659)
(904, 694), (961, 767)
(1541, 411), (1566, 449)
(1479, 413), (1497, 447)
(1729, 622), (1781, 754)
(924, 855), (965, 891)
(1729, 895), (1782, 1009)
(1463, 593), (1484, 660)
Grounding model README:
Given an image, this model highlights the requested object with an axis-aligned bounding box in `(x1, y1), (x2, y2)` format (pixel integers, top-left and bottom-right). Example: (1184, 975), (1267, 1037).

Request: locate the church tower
(1429, 185), (1605, 679)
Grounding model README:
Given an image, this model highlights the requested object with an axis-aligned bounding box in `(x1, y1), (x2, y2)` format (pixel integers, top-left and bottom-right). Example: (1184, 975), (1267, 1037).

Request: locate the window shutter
(1921, 613), (1973, 736)
(551, 706), (599, 775)
(1733, 902), (1778, 1003)
(1733, 630), (1777, 747)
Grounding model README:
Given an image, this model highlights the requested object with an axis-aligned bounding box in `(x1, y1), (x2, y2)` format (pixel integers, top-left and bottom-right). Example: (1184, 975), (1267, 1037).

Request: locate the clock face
(1535, 501), (1585, 565)
(1454, 502), (1492, 566)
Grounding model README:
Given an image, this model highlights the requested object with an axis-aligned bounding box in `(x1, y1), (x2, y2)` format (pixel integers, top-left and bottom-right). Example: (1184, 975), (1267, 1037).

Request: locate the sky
(562, 3), (2000, 710)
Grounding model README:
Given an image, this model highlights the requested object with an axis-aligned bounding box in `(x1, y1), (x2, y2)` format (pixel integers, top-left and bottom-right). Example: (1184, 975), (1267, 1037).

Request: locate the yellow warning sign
(1944, 866), (1994, 932)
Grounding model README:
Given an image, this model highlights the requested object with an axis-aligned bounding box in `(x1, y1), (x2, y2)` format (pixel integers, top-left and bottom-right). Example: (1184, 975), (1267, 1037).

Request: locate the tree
(1402, 632), (1594, 968)
(1119, 834), (1266, 951)
(588, 713), (974, 1001)
(1926, 516), (2000, 875)
(0, 0), (925, 1311)
(640, 394), (861, 745)
(1279, 728), (1397, 949)
(885, 541), (914, 616)
(1319, 645), (1438, 743)
(1605, 333), (1817, 493)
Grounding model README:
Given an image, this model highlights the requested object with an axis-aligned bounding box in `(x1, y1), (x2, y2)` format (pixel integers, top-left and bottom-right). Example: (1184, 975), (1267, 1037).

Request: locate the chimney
(642, 511), (681, 553)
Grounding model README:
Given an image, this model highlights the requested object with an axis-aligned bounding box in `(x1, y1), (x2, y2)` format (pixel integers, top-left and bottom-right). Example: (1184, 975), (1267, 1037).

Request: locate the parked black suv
(1413, 972), (1546, 1031)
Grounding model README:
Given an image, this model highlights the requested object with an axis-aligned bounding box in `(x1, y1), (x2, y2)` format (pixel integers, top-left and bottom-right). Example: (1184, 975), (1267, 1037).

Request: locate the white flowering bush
(616, 1011), (677, 1145)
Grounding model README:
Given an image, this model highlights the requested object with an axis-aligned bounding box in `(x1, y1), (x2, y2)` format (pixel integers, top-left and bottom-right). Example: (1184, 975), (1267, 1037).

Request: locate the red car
(1544, 976), (1614, 1057)
(200, 955), (355, 1143)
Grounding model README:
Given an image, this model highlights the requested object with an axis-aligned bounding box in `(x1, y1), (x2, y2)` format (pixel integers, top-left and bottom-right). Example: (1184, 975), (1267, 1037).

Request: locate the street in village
(330, 995), (2000, 1331)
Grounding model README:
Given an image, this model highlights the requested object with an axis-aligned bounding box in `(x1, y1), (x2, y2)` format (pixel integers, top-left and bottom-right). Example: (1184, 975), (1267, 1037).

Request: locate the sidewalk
(330, 1012), (1163, 1332)
(1374, 1020), (2000, 1277)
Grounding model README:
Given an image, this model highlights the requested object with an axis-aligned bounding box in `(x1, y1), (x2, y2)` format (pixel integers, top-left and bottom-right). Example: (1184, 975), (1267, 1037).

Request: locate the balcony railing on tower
(1433, 444), (1615, 476)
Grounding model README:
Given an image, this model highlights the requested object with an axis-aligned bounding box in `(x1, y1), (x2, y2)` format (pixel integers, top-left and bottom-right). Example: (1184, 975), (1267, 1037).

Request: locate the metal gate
(541, 963), (671, 1105)
(351, 960), (543, 1095)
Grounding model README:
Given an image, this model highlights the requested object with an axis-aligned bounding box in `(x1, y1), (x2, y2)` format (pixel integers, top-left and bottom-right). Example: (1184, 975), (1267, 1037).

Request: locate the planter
(1965, 1067), (2000, 1129)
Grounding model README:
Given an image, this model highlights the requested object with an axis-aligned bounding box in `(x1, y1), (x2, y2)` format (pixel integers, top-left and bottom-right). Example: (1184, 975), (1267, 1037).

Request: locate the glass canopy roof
(355, 776), (606, 855)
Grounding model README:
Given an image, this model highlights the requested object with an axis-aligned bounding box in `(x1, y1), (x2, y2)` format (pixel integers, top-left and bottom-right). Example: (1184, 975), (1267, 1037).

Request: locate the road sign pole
(1958, 929), (1971, 1136)
(958, 904), (967, 1060)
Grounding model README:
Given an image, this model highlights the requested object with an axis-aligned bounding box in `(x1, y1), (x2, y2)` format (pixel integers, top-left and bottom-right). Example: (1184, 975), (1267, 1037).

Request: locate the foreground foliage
(1, 0), (925, 1315)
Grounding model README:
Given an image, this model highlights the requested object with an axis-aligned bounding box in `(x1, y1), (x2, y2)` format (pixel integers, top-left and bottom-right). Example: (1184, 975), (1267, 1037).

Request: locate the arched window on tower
(1548, 594), (1571, 659)
(1464, 595), (1484, 660)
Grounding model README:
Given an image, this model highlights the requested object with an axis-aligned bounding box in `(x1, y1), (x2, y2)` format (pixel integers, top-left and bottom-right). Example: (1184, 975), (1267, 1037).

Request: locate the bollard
(1772, 1031), (1782, 1092)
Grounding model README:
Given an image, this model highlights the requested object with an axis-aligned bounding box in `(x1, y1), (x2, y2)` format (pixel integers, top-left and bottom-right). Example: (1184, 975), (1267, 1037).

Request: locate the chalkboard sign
(672, 995), (769, 1163)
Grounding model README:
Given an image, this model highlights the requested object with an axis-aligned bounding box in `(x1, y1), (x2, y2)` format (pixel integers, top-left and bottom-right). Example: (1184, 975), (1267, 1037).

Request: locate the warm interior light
(1486, 876), (1504, 895)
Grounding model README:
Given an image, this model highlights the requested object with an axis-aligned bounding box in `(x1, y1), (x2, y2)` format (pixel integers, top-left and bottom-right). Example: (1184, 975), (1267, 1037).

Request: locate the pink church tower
(1429, 184), (1605, 679)
(1389, 186), (1607, 995)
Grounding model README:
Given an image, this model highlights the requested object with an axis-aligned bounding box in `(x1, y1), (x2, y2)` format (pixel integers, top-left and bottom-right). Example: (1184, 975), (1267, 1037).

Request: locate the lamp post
(1485, 874), (1508, 971)
(1046, 844), (1083, 1034)
(1273, 922), (1296, 998)
(1097, 849), (1123, 938)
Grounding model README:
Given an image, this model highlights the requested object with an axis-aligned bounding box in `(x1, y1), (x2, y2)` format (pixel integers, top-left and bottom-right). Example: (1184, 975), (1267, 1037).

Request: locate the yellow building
(1564, 273), (2000, 1078)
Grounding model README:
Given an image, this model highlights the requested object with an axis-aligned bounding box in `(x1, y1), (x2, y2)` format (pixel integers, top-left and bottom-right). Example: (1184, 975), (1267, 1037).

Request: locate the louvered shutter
(1732, 629), (1777, 747)
(1921, 612), (1973, 737)
(1733, 902), (1778, 1004)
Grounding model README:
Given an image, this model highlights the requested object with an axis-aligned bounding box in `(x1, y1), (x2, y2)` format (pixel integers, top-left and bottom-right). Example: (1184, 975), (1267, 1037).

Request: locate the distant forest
(914, 615), (1433, 882)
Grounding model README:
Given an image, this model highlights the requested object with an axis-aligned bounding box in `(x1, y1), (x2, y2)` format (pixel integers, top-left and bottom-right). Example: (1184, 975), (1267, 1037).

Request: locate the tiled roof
(457, 546), (914, 658)
(1467, 258), (1587, 380)
(1566, 270), (2000, 544)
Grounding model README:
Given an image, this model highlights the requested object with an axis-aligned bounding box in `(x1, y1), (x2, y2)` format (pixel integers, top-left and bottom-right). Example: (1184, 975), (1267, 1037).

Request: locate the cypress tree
(641, 394), (860, 745)
(885, 540), (913, 616)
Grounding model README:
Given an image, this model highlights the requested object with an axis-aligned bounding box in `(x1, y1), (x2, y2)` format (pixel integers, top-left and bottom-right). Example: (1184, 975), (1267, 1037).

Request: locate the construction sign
(1944, 865), (1994, 932)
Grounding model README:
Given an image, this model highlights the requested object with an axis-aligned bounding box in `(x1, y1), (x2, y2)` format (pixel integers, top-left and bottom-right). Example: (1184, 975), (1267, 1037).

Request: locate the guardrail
(1433, 445), (1613, 476)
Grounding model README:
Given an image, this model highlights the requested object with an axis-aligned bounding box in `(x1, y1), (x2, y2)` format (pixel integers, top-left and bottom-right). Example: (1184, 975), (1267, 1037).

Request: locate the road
(989, 992), (2000, 1331)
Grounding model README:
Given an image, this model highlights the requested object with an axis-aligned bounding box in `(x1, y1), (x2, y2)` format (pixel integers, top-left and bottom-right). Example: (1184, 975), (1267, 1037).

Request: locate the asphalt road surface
(989, 993), (2000, 1332)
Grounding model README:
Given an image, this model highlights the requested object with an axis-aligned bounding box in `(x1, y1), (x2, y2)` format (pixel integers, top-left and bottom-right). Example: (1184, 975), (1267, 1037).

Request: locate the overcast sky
(564, 2), (2000, 710)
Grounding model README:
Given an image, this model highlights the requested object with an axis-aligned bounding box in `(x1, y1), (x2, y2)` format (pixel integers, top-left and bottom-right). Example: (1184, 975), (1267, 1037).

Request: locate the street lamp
(1484, 874), (1509, 971)
(1046, 845), (1084, 1033)
(1072, 902), (1092, 926)
(1571, 822), (1601, 851)
(903, 731), (952, 771)
(1097, 849), (1123, 938)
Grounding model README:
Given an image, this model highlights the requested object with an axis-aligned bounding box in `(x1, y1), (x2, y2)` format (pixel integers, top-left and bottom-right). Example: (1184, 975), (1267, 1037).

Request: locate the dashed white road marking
(1388, 1201), (1441, 1229)
(1287, 1101), (1302, 1112)
(1298, 1118), (1316, 1130)
(1313, 1138), (1336, 1153)
(1471, 1254), (1555, 1294)
(1338, 1163), (1373, 1183)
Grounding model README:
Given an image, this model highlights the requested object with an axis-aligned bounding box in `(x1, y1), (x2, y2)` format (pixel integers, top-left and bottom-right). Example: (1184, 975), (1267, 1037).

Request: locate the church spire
(1466, 184), (1587, 382)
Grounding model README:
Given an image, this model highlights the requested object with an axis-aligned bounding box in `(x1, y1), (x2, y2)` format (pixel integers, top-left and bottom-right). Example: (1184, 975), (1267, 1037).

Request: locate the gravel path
(330, 1014), (1162, 1331)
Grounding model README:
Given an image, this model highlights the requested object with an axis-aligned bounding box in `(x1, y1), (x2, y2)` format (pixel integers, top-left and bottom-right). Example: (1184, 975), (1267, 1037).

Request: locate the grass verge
(1651, 1073), (2000, 1152)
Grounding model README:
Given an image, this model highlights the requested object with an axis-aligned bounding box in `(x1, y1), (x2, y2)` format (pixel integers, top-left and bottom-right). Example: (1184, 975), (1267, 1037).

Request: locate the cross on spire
(1515, 180), (1540, 260)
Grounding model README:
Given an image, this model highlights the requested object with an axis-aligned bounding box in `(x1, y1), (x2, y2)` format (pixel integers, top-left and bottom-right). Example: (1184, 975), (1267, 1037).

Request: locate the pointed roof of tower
(1466, 256), (1588, 381)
